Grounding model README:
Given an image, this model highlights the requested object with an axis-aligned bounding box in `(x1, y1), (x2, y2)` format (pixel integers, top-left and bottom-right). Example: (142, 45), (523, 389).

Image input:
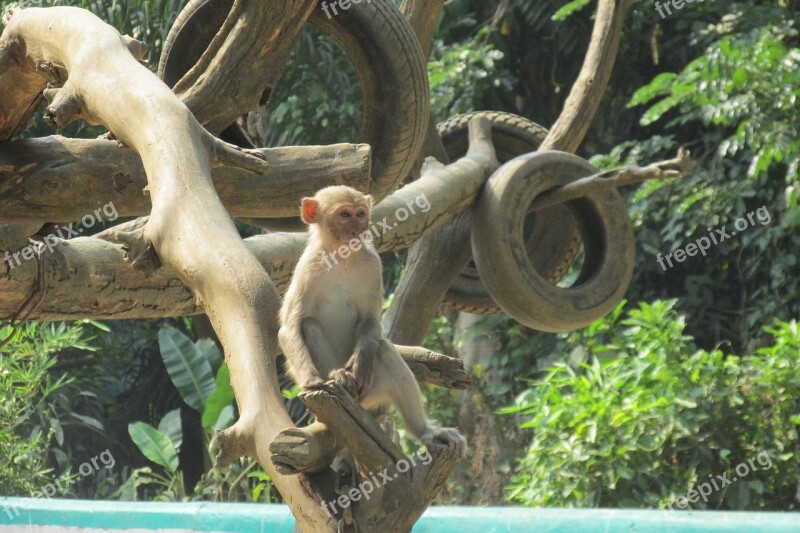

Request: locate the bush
(504, 300), (800, 510)
(0, 322), (98, 494)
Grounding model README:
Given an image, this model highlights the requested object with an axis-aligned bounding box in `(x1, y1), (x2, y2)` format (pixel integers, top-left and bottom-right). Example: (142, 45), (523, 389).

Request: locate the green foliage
(157, 327), (218, 412)
(429, 31), (513, 120)
(631, 25), (800, 182)
(0, 322), (101, 495)
(128, 421), (179, 473)
(248, 25), (361, 147)
(505, 301), (800, 510)
(125, 326), (272, 503)
(201, 363), (235, 431)
(551, 0), (592, 21)
(585, 4), (800, 354)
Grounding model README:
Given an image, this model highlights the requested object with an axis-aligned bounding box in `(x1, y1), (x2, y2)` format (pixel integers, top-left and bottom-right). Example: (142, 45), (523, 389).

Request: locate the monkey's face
(328, 203), (370, 244)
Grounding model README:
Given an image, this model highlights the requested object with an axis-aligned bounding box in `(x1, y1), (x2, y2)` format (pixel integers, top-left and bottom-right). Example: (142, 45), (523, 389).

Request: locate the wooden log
(396, 345), (472, 389)
(0, 137), (370, 223)
(269, 347), (469, 475)
(292, 383), (463, 532)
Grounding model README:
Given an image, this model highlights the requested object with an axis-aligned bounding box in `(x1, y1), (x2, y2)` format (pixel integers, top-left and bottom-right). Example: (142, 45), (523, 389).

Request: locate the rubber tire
(472, 151), (635, 332)
(435, 111), (582, 314)
(158, 0), (428, 203)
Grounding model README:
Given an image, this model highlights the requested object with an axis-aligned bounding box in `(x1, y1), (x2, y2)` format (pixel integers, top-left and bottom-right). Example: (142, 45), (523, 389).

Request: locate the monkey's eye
(356, 210), (366, 218)
(340, 211), (351, 218)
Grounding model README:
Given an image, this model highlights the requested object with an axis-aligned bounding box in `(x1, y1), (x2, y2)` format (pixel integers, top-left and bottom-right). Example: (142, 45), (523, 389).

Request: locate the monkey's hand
(344, 347), (374, 398)
(328, 368), (358, 398)
(421, 428), (468, 458)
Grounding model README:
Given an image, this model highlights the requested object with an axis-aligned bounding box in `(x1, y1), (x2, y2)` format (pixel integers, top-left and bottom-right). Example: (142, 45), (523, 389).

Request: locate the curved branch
(539, 0), (636, 152)
(0, 6), (325, 529)
(384, 0), (637, 347)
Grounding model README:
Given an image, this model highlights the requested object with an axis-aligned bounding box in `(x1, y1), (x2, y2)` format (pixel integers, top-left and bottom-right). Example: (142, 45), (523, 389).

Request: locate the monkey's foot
(328, 369), (358, 398)
(422, 427), (468, 458)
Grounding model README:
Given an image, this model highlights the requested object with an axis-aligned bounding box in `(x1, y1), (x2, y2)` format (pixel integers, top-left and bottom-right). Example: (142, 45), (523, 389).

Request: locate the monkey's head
(302, 186), (372, 245)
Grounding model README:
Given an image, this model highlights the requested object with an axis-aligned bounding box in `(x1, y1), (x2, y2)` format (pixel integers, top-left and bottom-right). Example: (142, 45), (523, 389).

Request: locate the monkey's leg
(361, 339), (429, 437)
(363, 340), (466, 456)
(301, 317), (359, 397)
(300, 318), (335, 375)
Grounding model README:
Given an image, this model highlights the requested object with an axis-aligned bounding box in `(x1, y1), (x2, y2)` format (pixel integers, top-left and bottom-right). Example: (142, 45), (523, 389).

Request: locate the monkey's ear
(301, 198), (319, 224)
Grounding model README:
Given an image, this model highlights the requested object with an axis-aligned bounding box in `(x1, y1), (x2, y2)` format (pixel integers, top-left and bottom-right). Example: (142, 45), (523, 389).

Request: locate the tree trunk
(0, 5), (327, 529)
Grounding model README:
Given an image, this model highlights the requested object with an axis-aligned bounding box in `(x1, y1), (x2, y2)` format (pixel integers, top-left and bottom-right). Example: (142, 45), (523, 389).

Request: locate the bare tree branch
(0, 137), (371, 223)
(540, 0), (636, 152)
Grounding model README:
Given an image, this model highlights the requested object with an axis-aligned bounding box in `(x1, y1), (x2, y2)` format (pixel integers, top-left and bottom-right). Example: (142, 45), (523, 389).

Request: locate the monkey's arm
(278, 317), (326, 390)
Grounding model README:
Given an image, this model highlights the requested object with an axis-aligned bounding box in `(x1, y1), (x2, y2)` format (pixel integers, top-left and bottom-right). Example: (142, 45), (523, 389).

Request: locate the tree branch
(0, 137), (371, 223)
(0, 117), (499, 321)
(0, 6), (326, 528)
(269, 347), (470, 475)
(539, 0), (636, 152)
(529, 148), (693, 211)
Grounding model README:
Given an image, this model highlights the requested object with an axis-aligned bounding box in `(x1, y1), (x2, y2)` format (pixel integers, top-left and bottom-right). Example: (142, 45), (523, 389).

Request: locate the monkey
(278, 185), (466, 455)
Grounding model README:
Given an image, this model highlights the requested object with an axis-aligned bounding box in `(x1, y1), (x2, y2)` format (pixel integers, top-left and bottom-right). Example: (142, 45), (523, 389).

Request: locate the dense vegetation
(1, 0), (798, 512)
(505, 301), (800, 510)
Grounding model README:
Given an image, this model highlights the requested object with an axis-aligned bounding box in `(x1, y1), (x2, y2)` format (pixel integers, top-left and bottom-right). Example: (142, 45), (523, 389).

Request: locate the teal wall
(1, 498), (798, 532)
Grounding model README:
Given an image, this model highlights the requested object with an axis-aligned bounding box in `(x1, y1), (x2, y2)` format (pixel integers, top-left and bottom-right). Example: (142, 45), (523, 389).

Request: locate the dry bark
(294, 383), (463, 532)
(171, 0), (317, 135)
(529, 147), (692, 210)
(399, 0), (444, 58)
(0, 137), (370, 223)
(270, 347), (470, 476)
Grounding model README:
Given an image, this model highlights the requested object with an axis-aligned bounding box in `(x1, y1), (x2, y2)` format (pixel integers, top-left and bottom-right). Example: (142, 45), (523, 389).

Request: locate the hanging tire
(433, 111), (582, 314)
(471, 151), (635, 332)
(159, 0), (428, 204)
